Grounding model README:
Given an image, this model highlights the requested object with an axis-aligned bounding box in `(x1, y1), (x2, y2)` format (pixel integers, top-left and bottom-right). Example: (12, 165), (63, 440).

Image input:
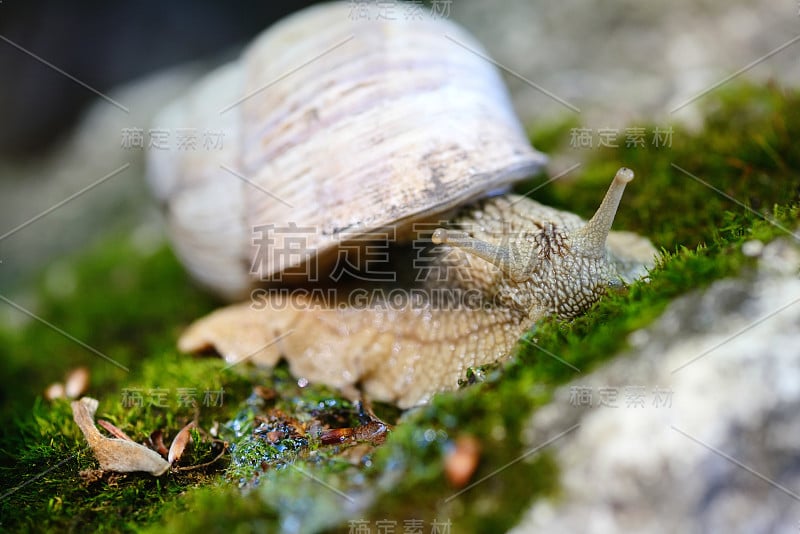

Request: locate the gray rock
(512, 239), (800, 534)
(452, 0), (800, 130)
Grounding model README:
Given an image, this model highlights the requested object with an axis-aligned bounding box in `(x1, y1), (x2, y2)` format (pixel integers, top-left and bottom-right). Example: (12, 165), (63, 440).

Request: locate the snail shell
(147, 2), (546, 299)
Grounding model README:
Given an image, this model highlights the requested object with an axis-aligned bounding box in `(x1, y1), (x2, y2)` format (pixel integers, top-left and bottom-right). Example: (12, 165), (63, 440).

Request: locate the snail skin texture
(148, 4), (657, 407)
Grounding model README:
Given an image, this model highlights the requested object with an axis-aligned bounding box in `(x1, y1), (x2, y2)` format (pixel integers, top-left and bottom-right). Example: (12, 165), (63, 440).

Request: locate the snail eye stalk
(571, 167), (634, 258)
(432, 228), (530, 282)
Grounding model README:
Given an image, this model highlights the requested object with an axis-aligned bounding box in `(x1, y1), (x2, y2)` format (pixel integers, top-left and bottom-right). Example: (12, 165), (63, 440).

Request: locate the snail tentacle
(572, 167), (634, 258)
(431, 228), (532, 282)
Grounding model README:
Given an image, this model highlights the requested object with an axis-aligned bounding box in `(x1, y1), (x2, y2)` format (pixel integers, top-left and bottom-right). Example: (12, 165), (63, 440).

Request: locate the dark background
(0, 0), (318, 158)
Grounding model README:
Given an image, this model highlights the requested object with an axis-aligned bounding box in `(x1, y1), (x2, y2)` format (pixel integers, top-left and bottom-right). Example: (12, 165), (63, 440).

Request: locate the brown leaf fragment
(353, 421), (389, 445)
(79, 468), (105, 485)
(265, 430), (286, 443)
(167, 421), (196, 465)
(319, 427), (355, 445)
(445, 435), (481, 488)
(319, 421), (390, 446)
(148, 429), (169, 457)
(253, 385), (277, 402)
(71, 397), (170, 476)
(97, 419), (134, 442)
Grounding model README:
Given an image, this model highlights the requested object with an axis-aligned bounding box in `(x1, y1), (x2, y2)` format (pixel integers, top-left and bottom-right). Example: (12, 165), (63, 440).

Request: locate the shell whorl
(147, 2), (546, 299)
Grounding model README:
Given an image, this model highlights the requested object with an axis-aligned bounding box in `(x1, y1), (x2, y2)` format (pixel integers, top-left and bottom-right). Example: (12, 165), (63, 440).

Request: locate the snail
(147, 3), (656, 408)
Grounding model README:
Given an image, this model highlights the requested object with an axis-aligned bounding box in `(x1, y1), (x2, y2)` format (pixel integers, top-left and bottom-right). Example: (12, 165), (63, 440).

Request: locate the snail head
(432, 168), (634, 317)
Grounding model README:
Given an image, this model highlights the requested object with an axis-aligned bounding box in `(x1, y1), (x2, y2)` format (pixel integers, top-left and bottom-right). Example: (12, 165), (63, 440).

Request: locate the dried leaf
(265, 430), (286, 443)
(167, 421), (195, 465)
(79, 468), (105, 485)
(320, 420), (389, 446)
(148, 429), (169, 457)
(252, 385), (276, 401)
(71, 397), (170, 476)
(97, 419), (134, 442)
(319, 427), (354, 445)
(353, 421), (389, 444)
(445, 435), (481, 488)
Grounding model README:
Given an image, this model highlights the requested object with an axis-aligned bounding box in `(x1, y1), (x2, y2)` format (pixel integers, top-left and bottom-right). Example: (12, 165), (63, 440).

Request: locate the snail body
(148, 3), (656, 407)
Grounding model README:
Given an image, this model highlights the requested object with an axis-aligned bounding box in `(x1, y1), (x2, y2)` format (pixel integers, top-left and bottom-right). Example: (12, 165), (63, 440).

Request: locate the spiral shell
(147, 2), (546, 299)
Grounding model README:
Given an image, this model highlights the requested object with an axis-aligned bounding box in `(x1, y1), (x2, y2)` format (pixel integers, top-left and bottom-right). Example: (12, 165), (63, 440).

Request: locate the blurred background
(0, 0), (798, 297)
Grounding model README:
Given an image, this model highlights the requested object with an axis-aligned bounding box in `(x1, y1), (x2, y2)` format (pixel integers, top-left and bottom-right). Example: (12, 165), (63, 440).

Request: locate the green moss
(528, 115), (581, 155)
(1, 83), (799, 533)
(0, 239), (255, 532)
